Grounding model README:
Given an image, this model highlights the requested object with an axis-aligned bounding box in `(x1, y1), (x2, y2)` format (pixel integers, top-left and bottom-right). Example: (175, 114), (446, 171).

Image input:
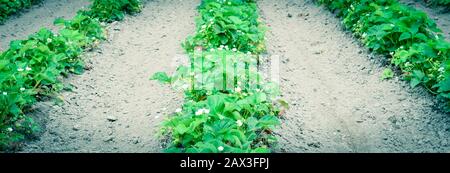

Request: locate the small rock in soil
(73, 125), (80, 131)
(104, 136), (114, 142)
(107, 116), (118, 122)
(307, 142), (322, 148)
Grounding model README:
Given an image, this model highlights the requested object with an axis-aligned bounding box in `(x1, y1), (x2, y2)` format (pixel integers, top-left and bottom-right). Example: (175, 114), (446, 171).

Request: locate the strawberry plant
(152, 0), (284, 153)
(381, 68), (394, 80)
(162, 92), (280, 153)
(0, 0), (42, 24)
(164, 51), (268, 94)
(183, 0), (266, 54)
(54, 13), (106, 48)
(425, 0), (450, 8)
(0, 24), (102, 150)
(318, 0), (450, 109)
(81, 0), (142, 22)
(0, 0), (140, 150)
(152, 51), (283, 153)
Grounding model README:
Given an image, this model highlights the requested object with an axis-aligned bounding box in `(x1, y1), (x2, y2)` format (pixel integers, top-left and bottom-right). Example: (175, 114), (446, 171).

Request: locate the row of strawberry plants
(0, 0), (143, 150)
(152, 0), (285, 153)
(0, 0), (42, 24)
(425, 0), (450, 8)
(317, 0), (450, 109)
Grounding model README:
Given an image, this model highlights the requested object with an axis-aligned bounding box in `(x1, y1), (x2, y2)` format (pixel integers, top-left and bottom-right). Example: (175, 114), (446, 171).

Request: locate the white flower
(201, 25), (206, 29)
(17, 68), (24, 72)
(210, 48), (215, 52)
(182, 84), (189, 90)
(195, 109), (204, 116)
(220, 45), (225, 48)
(20, 88), (25, 91)
(195, 108), (210, 116)
(235, 87), (242, 92)
(47, 38), (52, 43)
(405, 62), (411, 67)
(2, 92), (7, 95)
(439, 67), (445, 73)
(236, 120), (243, 127)
(6, 127), (13, 132)
(400, 46), (404, 49)
(362, 33), (367, 38)
(218, 146), (224, 151)
(26, 66), (32, 71)
(175, 108), (182, 113)
(224, 45), (229, 50)
(232, 48), (237, 52)
(389, 52), (394, 56)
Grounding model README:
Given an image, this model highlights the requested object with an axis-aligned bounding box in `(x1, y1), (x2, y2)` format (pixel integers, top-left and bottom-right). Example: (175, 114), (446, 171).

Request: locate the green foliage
(0, 0), (42, 24)
(317, 0), (450, 109)
(1, 0), (141, 150)
(154, 50), (283, 154)
(82, 0), (142, 22)
(54, 12), (106, 45)
(183, 0), (266, 54)
(381, 68), (394, 80)
(152, 0), (284, 153)
(426, 0), (450, 8)
(162, 92), (279, 153)
(0, 13), (105, 150)
(170, 51), (264, 92)
(151, 72), (172, 84)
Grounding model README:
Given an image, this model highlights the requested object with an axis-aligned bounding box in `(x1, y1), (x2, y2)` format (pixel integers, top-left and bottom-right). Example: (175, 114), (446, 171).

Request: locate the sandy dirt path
(0, 0), (91, 51)
(8, 0), (450, 153)
(20, 0), (198, 152)
(259, 0), (450, 152)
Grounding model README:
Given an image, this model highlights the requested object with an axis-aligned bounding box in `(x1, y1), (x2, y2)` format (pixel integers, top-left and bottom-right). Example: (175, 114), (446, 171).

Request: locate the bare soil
(1, 0), (448, 153)
(0, 0), (91, 51)
(19, 0), (198, 152)
(259, 0), (450, 152)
